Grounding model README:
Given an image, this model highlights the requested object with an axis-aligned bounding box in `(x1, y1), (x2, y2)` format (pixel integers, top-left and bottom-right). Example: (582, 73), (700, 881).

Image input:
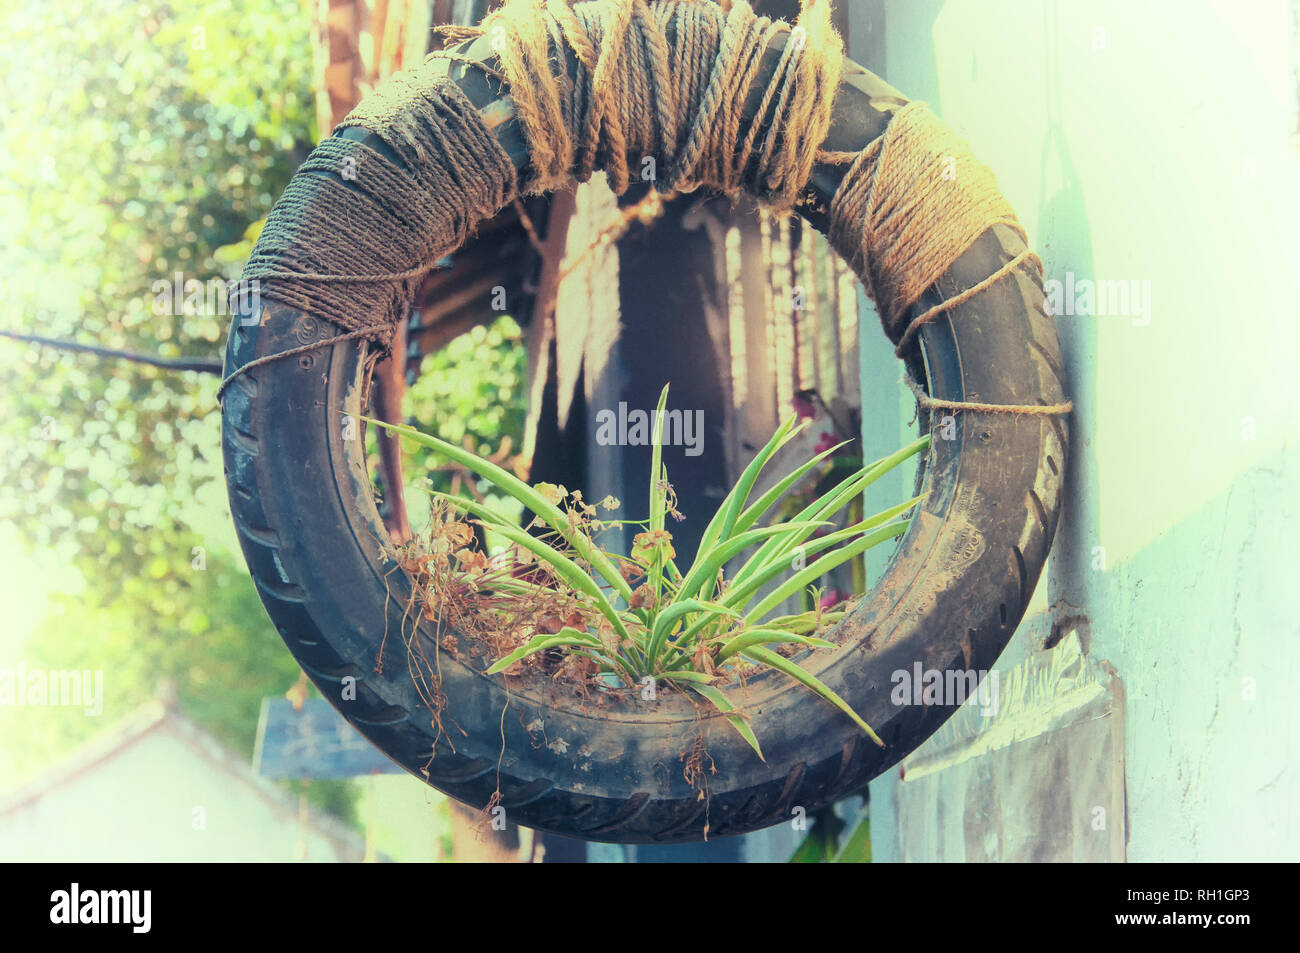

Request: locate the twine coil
(219, 0), (1070, 421)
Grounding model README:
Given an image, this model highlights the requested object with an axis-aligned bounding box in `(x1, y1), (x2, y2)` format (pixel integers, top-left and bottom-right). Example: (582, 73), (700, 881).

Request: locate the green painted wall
(860, 0), (1300, 862)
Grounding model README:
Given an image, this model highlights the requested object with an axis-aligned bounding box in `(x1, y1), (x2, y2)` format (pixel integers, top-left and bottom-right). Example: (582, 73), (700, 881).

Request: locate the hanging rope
(903, 373), (1074, 418)
(219, 0), (1070, 420)
(824, 100), (1044, 356)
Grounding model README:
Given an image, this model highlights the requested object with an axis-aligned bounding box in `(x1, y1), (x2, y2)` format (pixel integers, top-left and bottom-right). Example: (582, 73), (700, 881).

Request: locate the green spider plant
(365, 385), (928, 760)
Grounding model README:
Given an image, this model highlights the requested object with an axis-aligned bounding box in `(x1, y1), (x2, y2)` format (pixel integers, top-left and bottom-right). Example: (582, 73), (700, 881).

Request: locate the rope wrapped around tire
(220, 0), (1071, 844)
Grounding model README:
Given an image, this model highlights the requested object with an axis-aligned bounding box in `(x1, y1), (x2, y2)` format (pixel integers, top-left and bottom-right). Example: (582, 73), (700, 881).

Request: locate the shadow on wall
(1036, 0), (1099, 617)
(861, 0), (1100, 614)
(858, 0), (1103, 865)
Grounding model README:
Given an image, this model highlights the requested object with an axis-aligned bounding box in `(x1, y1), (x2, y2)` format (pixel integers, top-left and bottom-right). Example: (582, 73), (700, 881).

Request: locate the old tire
(221, 41), (1069, 843)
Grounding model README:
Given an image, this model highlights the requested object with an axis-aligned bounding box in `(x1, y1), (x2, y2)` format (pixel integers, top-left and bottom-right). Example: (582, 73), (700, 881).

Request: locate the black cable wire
(0, 329), (223, 375)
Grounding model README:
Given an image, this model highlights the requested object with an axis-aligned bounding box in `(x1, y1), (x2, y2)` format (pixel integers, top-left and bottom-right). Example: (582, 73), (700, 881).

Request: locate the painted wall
(0, 718), (364, 862)
(859, 0), (1300, 862)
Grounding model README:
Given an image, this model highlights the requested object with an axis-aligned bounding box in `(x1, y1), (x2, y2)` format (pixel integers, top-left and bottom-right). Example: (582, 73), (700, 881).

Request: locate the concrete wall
(859, 0), (1300, 862)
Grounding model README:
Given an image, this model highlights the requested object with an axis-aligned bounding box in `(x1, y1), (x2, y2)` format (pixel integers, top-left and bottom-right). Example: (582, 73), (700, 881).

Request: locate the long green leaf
(759, 610), (848, 636)
(742, 521), (911, 625)
(485, 628), (602, 674)
(740, 645), (883, 747)
(692, 414), (804, 567)
(670, 678), (765, 761)
(717, 416), (810, 541)
(429, 491), (632, 643)
(669, 513), (872, 655)
(670, 512), (861, 648)
(803, 435), (930, 529)
(731, 435), (928, 588)
(729, 460), (878, 589)
(731, 439), (851, 537)
(364, 416), (634, 603)
(725, 496), (922, 611)
(655, 669), (714, 683)
(646, 384), (671, 612)
(646, 599), (738, 669)
(649, 383), (669, 536)
(676, 520), (830, 606)
(715, 627), (836, 662)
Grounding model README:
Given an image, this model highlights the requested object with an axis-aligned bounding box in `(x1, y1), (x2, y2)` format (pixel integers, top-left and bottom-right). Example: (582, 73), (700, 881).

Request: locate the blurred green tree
(1, 0), (316, 573)
(0, 1), (530, 827)
(0, 0), (359, 815)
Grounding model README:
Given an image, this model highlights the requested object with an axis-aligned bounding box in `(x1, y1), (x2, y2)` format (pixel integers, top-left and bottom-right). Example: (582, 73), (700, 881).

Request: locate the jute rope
(218, 0), (1070, 421)
(821, 98), (1071, 416)
(903, 373), (1074, 417)
(217, 81), (518, 399)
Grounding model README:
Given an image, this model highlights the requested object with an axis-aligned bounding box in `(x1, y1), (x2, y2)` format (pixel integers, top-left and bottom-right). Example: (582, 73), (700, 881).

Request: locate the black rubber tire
(222, 44), (1069, 844)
